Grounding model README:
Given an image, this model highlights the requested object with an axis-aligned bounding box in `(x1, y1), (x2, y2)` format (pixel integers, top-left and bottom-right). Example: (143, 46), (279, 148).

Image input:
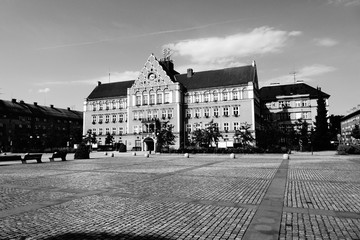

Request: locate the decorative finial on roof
(162, 47), (173, 61)
(252, 60), (256, 67)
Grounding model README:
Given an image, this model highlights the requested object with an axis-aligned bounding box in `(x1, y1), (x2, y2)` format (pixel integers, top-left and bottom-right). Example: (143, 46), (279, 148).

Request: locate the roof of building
(87, 81), (134, 100)
(0, 99), (82, 120)
(341, 107), (360, 121)
(259, 83), (330, 101)
(175, 65), (255, 90)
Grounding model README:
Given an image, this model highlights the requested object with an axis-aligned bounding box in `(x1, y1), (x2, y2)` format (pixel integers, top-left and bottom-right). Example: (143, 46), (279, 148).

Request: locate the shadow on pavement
(26, 232), (174, 240)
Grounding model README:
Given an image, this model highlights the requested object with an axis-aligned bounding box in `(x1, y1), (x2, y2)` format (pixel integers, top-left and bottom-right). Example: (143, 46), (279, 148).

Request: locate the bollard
(105, 152), (108, 156)
(144, 153), (149, 158)
(283, 153), (289, 160)
(132, 152), (136, 156)
(230, 153), (235, 159)
(184, 153), (189, 158)
(111, 153), (114, 157)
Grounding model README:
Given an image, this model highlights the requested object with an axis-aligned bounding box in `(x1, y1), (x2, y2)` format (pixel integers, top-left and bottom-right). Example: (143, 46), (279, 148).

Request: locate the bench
(49, 152), (67, 162)
(21, 153), (43, 164)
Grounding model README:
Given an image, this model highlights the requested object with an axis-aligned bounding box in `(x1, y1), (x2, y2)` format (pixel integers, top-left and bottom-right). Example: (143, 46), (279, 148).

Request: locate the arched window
(164, 89), (170, 103)
(149, 90), (155, 105)
(156, 90), (163, 104)
(194, 92), (200, 103)
(135, 92), (141, 106)
(232, 89), (238, 100)
(222, 90), (228, 101)
(142, 90), (148, 105)
(213, 91), (219, 102)
(204, 92), (209, 102)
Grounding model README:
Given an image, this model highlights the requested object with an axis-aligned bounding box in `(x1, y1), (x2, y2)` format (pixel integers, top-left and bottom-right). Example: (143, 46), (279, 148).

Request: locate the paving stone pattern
(0, 153), (359, 239)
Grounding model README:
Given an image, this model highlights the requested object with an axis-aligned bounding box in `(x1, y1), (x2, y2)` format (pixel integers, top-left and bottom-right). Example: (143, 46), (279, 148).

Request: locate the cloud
(38, 88), (50, 93)
(164, 26), (302, 68)
(314, 38), (338, 47)
(38, 18), (247, 50)
(327, 0), (360, 6)
(35, 71), (140, 86)
(261, 64), (336, 86)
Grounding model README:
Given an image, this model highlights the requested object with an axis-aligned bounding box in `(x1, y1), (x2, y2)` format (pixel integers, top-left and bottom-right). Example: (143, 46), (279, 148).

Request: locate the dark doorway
(143, 137), (154, 151)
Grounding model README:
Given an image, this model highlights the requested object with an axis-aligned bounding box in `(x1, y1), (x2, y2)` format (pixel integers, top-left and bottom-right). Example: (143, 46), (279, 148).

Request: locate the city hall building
(83, 54), (261, 151)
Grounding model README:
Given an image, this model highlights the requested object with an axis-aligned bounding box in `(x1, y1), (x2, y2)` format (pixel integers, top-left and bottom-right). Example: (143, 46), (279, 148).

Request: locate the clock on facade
(148, 72), (157, 81)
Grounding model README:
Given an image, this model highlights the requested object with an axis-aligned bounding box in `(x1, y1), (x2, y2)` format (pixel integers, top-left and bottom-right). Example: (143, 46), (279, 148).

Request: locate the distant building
(259, 83), (330, 131)
(0, 99), (83, 152)
(340, 105), (360, 143)
(83, 54), (261, 151)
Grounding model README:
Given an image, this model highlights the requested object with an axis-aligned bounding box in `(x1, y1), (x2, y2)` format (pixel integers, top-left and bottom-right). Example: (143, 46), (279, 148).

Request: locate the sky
(0, 0), (359, 115)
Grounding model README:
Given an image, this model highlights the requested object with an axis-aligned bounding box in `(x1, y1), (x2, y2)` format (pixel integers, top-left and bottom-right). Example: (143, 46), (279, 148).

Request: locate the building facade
(341, 105), (360, 143)
(259, 83), (330, 132)
(83, 54), (261, 151)
(0, 99), (83, 152)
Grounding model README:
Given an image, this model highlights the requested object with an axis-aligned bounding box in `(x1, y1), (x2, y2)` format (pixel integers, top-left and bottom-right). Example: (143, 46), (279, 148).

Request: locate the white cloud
(164, 26), (302, 67)
(261, 64), (336, 86)
(38, 88), (50, 93)
(314, 38), (338, 47)
(35, 71), (140, 86)
(327, 0), (360, 6)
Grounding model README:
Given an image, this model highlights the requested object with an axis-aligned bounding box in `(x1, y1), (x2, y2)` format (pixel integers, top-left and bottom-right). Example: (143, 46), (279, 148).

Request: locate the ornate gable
(131, 54), (174, 89)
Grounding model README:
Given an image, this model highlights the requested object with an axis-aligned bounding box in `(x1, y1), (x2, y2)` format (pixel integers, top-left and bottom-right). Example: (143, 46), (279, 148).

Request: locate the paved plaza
(0, 152), (359, 240)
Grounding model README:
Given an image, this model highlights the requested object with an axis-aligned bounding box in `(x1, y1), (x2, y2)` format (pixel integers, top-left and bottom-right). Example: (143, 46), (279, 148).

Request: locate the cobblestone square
(0, 152), (359, 239)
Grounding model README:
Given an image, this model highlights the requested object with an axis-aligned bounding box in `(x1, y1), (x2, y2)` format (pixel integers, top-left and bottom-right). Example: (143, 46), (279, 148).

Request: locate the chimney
(187, 68), (194, 78)
(67, 107), (71, 110)
(11, 99), (16, 103)
(50, 104), (54, 108)
(252, 60), (256, 67)
(20, 100), (24, 104)
(34, 102), (38, 106)
(98, 81), (102, 86)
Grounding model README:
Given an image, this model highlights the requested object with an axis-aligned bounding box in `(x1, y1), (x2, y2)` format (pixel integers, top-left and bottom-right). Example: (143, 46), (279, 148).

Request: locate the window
(119, 127), (124, 135)
(112, 114), (117, 123)
(223, 107), (229, 117)
(233, 106), (239, 116)
(162, 110), (167, 119)
(106, 102), (110, 110)
(157, 93), (162, 104)
(112, 127), (116, 135)
(295, 100), (301, 107)
(92, 105), (96, 111)
(139, 111), (144, 120)
(194, 93), (200, 103)
(204, 108), (210, 118)
(186, 124), (192, 133)
(106, 128), (110, 134)
(99, 103), (103, 110)
(223, 91), (228, 101)
(92, 115), (97, 124)
(302, 112), (310, 119)
(98, 115), (103, 124)
(164, 92), (170, 103)
(302, 100), (309, 107)
(213, 91), (219, 102)
(233, 90), (238, 100)
(168, 109), (173, 119)
(119, 114), (124, 122)
(184, 94), (190, 104)
(136, 96), (141, 106)
(143, 95), (148, 105)
(92, 128), (96, 135)
(233, 122), (239, 130)
(134, 112), (139, 120)
(99, 128), (103, 135)
(204, 92), (209, 102)
(186, 109), (191, 119)
(150, 93), (155, 105)
(214, 107), (219, 117)
(195, 109), (200, 118)
(105, 115), (110, 123)
(153, 110), (158, 119)
(224, 123), (229, 132)
(148, 111), (153, 119)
